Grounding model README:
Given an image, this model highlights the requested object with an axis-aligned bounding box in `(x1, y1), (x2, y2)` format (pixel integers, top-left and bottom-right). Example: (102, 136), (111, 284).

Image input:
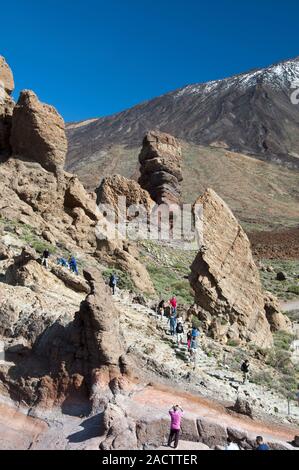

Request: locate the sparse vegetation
(227, 339), (240, 347)
(259, 258), (299, 301)
(139, 240), (195, 305)
(0, 217), (57, 254)
(191, 316), (201, 330)
(288, 285), (299, 295)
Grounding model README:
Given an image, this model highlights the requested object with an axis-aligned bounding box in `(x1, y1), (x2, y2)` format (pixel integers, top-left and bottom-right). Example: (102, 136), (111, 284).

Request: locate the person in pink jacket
(168, 404), (183, 448)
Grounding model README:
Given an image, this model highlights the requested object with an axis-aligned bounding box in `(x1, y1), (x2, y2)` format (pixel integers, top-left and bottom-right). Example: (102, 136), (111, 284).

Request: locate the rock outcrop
(69, 268), (131, 410)
(96, 174), (154, 219)
(264, 292), (292, 333)
(10, 90), (67, 172)
(138, 131), (183, 205)
(189, 188), (275, 348)
(0, 56), (14, 154)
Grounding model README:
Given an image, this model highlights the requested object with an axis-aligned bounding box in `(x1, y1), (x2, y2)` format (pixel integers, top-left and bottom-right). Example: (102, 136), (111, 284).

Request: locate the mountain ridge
(66, 56), (299, 173)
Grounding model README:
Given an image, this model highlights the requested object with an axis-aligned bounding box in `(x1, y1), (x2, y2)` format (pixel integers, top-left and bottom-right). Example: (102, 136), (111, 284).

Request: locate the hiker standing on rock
(169, 311), (177, 336)
(176, 320), (184, 345)
(241, 359), (250, 384)
(158, 299), (165, 320)
(109, 273), (118, 295)
(168, 404), (183, 449)
(41, 249), (50, 269)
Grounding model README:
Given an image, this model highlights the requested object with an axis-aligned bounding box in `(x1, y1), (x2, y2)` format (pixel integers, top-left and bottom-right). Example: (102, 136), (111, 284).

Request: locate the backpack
(241, 362), (249, 373)
(109, 275), (116, 287)
(176, 323), (184, 334)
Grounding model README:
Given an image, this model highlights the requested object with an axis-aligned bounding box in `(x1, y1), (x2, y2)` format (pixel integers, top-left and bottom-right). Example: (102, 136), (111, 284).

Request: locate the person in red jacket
(169, 295), (177, 315)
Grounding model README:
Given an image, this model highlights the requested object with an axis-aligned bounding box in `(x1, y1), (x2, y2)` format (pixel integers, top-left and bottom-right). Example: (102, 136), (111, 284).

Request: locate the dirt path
(132, 384), (299, 443)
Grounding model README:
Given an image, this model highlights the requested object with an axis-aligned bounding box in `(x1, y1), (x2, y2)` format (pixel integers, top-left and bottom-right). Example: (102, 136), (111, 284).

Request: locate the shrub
(102, 268), (135, 292)
(191, 316), (201, 330)
(287, 285), (299, 295)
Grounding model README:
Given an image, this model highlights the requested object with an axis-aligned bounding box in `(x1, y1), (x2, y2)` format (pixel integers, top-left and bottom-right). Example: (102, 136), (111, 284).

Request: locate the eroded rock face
(96, 174), (154, 219)
(138, 131), (183, 205)
(10, 90), (67, 172)
(0, 56), (14, 154)
(189, 188), (273, 348)
(0, 158), (98, 252)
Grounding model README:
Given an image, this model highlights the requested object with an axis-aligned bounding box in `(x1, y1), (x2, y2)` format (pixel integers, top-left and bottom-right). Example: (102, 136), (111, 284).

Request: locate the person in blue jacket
(191, 327), (200, 349)
(109, 273), (118, 295)
(69, 256), (78, 275)
(255, 436), (270, 450)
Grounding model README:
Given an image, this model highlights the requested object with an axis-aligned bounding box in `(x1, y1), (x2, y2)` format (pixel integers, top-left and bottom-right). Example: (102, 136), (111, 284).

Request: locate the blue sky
(1, 0), (298, 122)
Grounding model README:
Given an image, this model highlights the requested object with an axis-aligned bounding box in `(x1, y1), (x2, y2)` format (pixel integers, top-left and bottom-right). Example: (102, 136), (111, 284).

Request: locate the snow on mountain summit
(173, 57), (299, 98)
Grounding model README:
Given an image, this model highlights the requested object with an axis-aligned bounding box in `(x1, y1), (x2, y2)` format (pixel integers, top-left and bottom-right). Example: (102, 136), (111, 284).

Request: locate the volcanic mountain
(65, 57), (299, 230)
(66, 57), (299, 167)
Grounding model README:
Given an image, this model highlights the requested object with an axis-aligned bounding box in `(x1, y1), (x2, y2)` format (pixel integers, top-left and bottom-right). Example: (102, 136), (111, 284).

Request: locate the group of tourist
(158, 296), (201, 366)
(41, 249), (79, 275)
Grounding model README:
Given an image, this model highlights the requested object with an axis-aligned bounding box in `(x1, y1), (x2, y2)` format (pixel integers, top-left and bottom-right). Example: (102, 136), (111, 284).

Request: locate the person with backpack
(41, 249), (50, 269)
(168, 405), (183, 449)
(176, 320), (184, 345)
(109, 273), (118, 295)
(241, 359), (250, 384)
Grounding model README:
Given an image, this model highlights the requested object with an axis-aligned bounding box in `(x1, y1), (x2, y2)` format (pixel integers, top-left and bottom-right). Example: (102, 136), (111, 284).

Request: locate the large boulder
(264, 292), (292, 333)
(231, 397), (253, 418)
(138, 131), (183, 205)
(10, 90), (67, 173)
(197, 418), (228, 448)
(189, 188), (273, 348)
(96, 174), (154, 220)
(0, 55), (14, 154)
(100, 403), (138, 450)
(64, 175), (98, 221)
